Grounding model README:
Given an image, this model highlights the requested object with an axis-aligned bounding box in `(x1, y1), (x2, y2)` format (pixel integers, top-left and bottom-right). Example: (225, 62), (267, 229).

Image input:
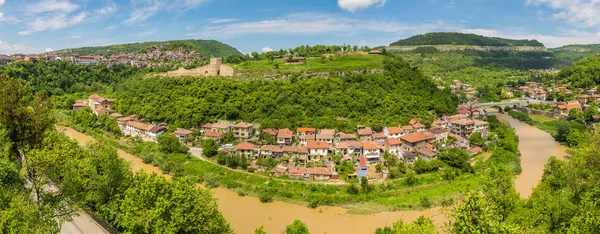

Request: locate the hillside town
(73, 94), (488, 182)
(0, 42), (202, 68)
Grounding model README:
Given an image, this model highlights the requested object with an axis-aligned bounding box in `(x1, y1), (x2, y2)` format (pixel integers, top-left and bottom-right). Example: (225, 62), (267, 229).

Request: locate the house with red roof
(372, 133), (386, 145)
(336, 132), (357, 143)
(384, 138), (403, 157)
(260, 145), (284, 158)
(307, 141), (329, 161)
(296, 127), (316, 136)
(399, 131), (436, 152)
(173, 128), (193, 142)
(357, 128), (373, 142)
(234, 142), (256, 157)
(362, 141), (382, 162)
(72, 101), (88, 112)
(277, 128), (294, 145)
(299, 134), (315, 147)
(204, 130), (223, 142)
(383, 127), (405, 138)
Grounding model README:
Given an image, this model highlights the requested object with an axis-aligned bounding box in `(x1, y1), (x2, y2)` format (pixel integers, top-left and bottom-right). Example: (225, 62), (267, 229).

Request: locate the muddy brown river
(57, 115), (566, 233)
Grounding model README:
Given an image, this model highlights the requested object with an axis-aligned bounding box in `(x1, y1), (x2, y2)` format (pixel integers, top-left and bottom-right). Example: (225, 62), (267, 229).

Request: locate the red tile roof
(173, 128), (192, 135)
(429, 128), (448, 134)
(468, 147), (483, 154)
(361, 141), (381, 150)
(402, 125), (414, 131)
(300, 134), (316, 140)
(385, 138), (402, 145)
(386, 127), (404, 135)
(234, 122), (253, 128)
(89, 94), (102, 100)
(261, 145), (283, 153)
(297, 127), (316, 133)
(357, 128), (372, 135)
(359, 156), (367, 167)
(338, 133), (356, 139)
(277, 128), (293, 138)
(127, 121), (152, 131)
(305, 167), (332, 175)
(205, 130), (222, 138)
(201, 123), (213, 128)
(72, 102), (87, 107)
(316, 133), (334, 140)
(372, 133), (385, 139)
(148, 125), (167, 134)
(307, 141), (329, 149)
(289, 167), (305, 176)
(400, 131), (436, 144)
(262, 128), (278, 136)
(235, 142), (255, 151)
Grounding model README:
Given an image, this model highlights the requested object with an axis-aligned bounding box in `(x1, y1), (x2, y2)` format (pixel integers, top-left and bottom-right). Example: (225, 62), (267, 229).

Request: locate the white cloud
(261, 47), (273, 53)
(19, 12), (87, 35)
(95, 4), (118, 16)
(209, 18), (238, 24)
(124, 2), (161, 25)
(445, 1), (456, 8)
(0, 12), (4, 21)
(45, 48), (53, 52)
(0, 0), (4, 6)
(338, 0), (386, 12)
(0, 41), (39, 54)
(187, 13), (454, 39)
(528, 0), (600, 28)
(105, 25), (117, 30)
(26, 0), (80, 14)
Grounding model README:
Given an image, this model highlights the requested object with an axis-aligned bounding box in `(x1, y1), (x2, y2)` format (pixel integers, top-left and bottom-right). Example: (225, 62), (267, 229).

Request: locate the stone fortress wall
(166, 58), (235, 77)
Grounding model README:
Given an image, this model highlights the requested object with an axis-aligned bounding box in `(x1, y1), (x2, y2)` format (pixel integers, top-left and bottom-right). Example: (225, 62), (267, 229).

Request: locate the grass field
(231, 54), (385, 73)
(529, 114), (587, 136)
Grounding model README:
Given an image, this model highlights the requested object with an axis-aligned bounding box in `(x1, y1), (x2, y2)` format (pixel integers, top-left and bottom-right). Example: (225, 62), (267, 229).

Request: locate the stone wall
(165, 58), (235, 77)
(516, 107), (558, 118)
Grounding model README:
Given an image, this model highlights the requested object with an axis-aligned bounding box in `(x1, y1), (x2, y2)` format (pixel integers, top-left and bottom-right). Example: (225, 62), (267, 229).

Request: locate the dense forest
(550, 44), (600, 67)
(55, 39), (242, 58)
(390, 32), (544, 47)
(556, 55), (600, 88)
(112, 57), (459, 130)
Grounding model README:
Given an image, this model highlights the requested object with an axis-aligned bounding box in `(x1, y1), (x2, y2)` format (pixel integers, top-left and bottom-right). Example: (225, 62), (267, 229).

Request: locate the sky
(1, 0), (600, 54)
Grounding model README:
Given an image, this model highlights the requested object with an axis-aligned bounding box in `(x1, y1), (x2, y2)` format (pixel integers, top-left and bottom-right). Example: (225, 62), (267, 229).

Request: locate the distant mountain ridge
(390, 32), (545, 47)
(55, 39), (242, 58)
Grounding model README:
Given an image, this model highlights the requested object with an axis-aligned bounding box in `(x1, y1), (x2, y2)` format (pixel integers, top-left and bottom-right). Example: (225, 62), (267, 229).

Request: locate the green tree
(360, 177), (371, 193)
(584, 101), (600, 121)
(439, 148), (472, 173)
(158, 134), (189, 154)
(449, 191), (519, 233)
(375, 216), (438, 234)
(568, 108), (584, 122)
(555, 119), (572, 142)
(286, 220), (310, 234)
(223, 131), (236, 144)
(202, 138), (219, 157)
(468, 132), (483, 145)
(255, 226), (269, 234)
(566, 129), (584, 147)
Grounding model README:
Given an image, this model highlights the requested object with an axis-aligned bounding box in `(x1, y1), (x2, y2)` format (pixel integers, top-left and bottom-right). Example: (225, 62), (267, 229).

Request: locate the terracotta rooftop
(468, 147), (483, 154)
(361, 141), (382, 150)
(305, 167), (332, 175)
(402, 125), (414, 131)
(319, 129), (336, 135)
(338, 132), (356, 139)
(300, 134), (316, 140)
(201, 123), (213, 128)
(234, 142), (255, 151)
(450, 118), (474, 126)
(262, 128), (278, 136)
(127, 121), (152, 131)
(205, 130), (222, 138)
(372, 133), (385, 139)
(307, 141), (329, 149)
(357, 128), (373, 135)
(400, 131), (436, 144)
(173, 128), (192, 135)
(316, 133), (334, 140)
(359, 156), (367, 167)
(385, 137), (402, 145)
(277, 128), (293, 139)
(109, 113), (123, 118)
(385, 127), (404, 135)
(72, 102), (87, 107)
(148, 125), (167, 134)
(429, 128), (448, 134)
(260, 145), (283, 153)
(234, 122), (253, 128)
(297, 127), (316, 133)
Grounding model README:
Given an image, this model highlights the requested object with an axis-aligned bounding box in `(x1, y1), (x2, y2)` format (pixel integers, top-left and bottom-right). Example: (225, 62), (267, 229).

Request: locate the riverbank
(496, 114), (568, 198)
(56, 126), (446, 233)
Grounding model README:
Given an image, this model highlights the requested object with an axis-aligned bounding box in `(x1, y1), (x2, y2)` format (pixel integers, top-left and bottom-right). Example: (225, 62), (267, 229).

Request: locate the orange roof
(307, 141), (329, 149)
(305, 167), (331, 175)
(297, 127), (316, 133)
(205, 130), (222, 138)
(234, 122), (253, 128)
(316, 133), (334, 140)
(173, 128), (192, 135)
(372, 133), (385, 139)
(412, 122), (426, 128)
(89, 94), (102, 99)
(385, 137), (402, 145)
(409, 119), (418, 125)
(260, 145), (283, 153)
(338, 133), (356, 139)
(234, 142), (255, 151)
(72, 102), (87, 107)
(262, 128), (278, 136)
(468, 147), (483, 154)
(359, 156), (367, 167)
(402, 125), (414, 130)
(127, 121), (152, 131)
(201, 123), (213, 128)
(450, 118), (474, 126)
(300, 134), (316, 140)
(277, 128), (293, 138)
(357, 128), (372, 135)
(319, 129), (336, 135)
(361, 141), (381, 150)
(289, 167), (305, 175)
(400, 131), (436, 144)
(386, 127), (404, 135)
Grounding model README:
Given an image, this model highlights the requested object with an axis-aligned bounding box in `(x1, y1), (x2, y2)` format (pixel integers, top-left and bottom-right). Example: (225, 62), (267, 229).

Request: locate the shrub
(420, 196), (432, 208)
(204, 174), (219, 188)
(237, 190), (246, 197)
(259, 192), (274, 203)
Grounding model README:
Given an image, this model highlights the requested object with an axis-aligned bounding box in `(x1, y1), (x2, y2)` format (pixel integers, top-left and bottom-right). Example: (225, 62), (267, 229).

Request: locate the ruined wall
(165, 58), (235, 77)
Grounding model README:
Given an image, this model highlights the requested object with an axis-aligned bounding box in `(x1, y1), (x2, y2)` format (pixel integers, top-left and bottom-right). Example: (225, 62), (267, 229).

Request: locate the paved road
(59, 212), (108, 234)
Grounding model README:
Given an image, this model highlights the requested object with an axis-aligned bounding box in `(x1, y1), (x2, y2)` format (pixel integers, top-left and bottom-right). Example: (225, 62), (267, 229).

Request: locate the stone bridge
(467, 99), (555, 113)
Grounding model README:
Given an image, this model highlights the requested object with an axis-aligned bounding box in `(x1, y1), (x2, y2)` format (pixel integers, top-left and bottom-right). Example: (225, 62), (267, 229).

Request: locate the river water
(495, 114), (568, 198)
(57, 116), (566, 233)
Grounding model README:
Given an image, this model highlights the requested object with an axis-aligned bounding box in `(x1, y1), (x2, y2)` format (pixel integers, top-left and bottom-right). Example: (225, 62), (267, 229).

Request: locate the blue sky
(1, 0), (600, 54)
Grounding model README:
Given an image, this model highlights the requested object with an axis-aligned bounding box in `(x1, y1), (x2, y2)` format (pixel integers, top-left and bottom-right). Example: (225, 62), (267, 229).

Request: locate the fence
(84, 207), (121, 234)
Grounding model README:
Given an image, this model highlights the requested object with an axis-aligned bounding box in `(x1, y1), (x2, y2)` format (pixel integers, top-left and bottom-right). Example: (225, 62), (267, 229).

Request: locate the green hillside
(391, 32), (544, 47)
(550, 44), (600, 68)
(56, 39), (242, 58)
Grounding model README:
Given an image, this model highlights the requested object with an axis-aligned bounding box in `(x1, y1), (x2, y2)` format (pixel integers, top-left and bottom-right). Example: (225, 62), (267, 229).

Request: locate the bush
(259, 192), (274, 203)
(204, 174), (219, 188)
(420, 196), (432, 208)
(441, 198), (454, 207)
(237, 190), (246, 197)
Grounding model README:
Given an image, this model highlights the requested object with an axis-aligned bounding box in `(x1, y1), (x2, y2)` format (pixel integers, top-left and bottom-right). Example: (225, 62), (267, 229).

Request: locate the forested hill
(550, 44), (600, 68)
(113, 57), (459, 130)
(55, 39), (242, 57)
(556, 55), (600, 88)
(390, 32), (544, 47)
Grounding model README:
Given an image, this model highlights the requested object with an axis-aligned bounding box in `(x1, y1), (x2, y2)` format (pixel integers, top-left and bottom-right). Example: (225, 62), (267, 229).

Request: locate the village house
(146, 125), (168, 141)
(357, 128), (373, 142)
(234, 142), (256, 158)
(173, 128), (193, 142)
(288, 167), (306, 179)
(468, 147), (483, 156)
(88, 94), (115, 116)
(233, 122), (254, 139)
(117, 114), (136, 130)
(204, 130), (223, 142)
(473, 120), (489, 134)
(384, 138), (403, 158)
(402, 125), (414, 133)
(307, 141), (329, 161)
(336, 132), (357, 143)
(429, 128), (449, 142)
(72, 101), (88, 112)
(305, 167), (335, 181)
(315, 133), (334, 146)
(319, 129), (336, 135)
(334, 142), (362, 156)
(372, 133), (386, 145)
(262, 128), (278, 137)
(282, 146), (308, 161)
(123, 121), (167, 141)
(418, 148), (438, 160)
(357, 157), (368, 178)
(299, 134), (315, 147)
(211, 122), (233, 133)
(109, 113), (123, 119)
(277, 128), (294, 145)
(383, 127), (405, 138)
(399, 131), (436, 152)
(448, 118), (475, 137)
(409, 119), (426, 132)
(403, 151), (419, 164)
(260, 145), (284, 158)
(297, 127), (316, 136)
(362, 141), (382, 163)
(554, 101), (582, 116)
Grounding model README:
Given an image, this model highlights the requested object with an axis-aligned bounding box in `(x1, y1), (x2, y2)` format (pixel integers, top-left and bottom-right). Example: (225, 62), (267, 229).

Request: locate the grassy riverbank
(508, 110), (587, 147)
(54, 110), (520, 213)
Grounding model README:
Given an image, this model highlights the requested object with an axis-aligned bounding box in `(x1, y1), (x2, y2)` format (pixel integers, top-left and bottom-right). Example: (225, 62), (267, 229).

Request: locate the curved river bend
(58, 115), (566, 233)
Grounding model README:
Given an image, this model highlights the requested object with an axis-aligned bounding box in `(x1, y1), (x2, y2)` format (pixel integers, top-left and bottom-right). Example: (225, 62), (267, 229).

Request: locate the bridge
(466, 99), (556, 113)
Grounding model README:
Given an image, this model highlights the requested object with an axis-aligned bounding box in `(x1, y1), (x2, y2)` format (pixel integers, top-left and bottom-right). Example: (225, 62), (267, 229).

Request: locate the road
(59, 212), (108, 234)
